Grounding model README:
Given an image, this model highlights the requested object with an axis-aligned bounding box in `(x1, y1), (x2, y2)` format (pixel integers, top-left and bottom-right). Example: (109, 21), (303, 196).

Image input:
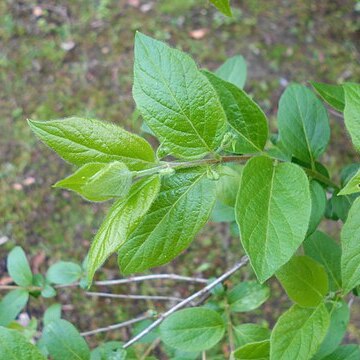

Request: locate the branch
(85, 292), (184, 302)
(123, 256), (249, 349)
(80, 313), (152, 337)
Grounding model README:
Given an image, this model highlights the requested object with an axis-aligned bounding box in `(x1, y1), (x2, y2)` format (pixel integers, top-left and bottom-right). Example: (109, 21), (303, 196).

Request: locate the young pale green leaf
(233, 324), (270, 348)
(28, 118), (156, 170)
(211, 201), (235, 223)
(227, 282), (270, 312)
(7, 246), (33, 287)
(312, 301), (350, 359)
(236, 156), (311, 283)
(310, 81), (345, 112)
(270, 304), (330, 360)
(303, 231), (342, 291)
(278, 84), (330, 165)
(209, 0), (232, 16)
(204, 71), (268, 154)
(0, 326), (45, 360)
(133, 32), (226, 159)
(341, 197), (360, 293)
(215, 55), (247, 89)
(46, 261), (82, 285)
(0, 289), (29, 326)
(321, 345), (360, 360)
(344, 83), (360, 152)
(308, 180), (326, 234)
(87, 176), (160, 282)
(54, 162), (133, 202)
(90, 342), (127, 360)
(159, 307), (225, 352)
(118, 168), (216, 274)
(216, 165), (242, 207)
(233, 340), (270, 359)
(42, 319), (90, 360)
(276, 256), (329, 307)
(43, 303), (62, 327)
(338, 168), (360, 195)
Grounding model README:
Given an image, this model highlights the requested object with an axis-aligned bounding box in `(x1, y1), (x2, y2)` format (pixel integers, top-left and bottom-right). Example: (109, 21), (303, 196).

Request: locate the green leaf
(338, 168), (360, 195)
(227, 282), (270, 312)
(216, 165), (242, 207)
(46, 261), (82, 285)
(321, 345), (360, 360)
(28, 117), (155, 170)
(308, 180), (326, 234)
(276, 255), (329, 307)
(54, 162), (133, 202)
(118, 168), (216, 274)
(0, 289), (29, 326)
(236, 156), (311, 282)
(313, 301), (350, 359)
(233, 324), (270, 348)
(278, 84), (330, 165)
(42, 319), (90, 360)
(204, 71), (268, 154)
(41, 284), (57, 298)
(211, 201), (235, 222)
(210, 0), (232, 16)
(310, 82), (345, 112)
(160, 307), (225, 352)
(215, 55), (247, 89)
(233, 340), (270, 359)
(87, 175), (160, 282)
(90, 342), (127, 360)
(343, 83), (360, 152)
(0, 326), (45, 360)
(133, 32), (226, 159)
(270, 304), (330, 360)
(341, 197), (360, 293)
(7, 246), (33, 287)
(303, 231), (342, 291)
(43, 304), (62, 327)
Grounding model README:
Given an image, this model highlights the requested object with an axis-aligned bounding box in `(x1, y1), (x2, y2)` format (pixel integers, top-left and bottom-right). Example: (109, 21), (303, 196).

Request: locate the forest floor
(1, 0), (360, 357)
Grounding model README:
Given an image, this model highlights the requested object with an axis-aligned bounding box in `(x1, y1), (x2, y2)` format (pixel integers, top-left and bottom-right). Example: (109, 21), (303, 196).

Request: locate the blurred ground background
(0, 0), (360, 358)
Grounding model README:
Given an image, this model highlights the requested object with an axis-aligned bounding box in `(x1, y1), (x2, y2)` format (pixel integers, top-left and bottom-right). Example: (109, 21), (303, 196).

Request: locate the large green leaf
(46, 261), (82, 285)
(227, 282), (270, 312)
(28, 118), (155, 170)
(303, 231), (342, 291)
(341, 197), (360, 293)
(308, 180), (326, 235)
(90, 342), (127, 360)
(42, 319), (90, 360)
(313, 301), (350, 359)
(343, 83), (360, 152)
(338, 168), (360, 196)
(133, 32), (226, 159)
(233, 340), (270, 359)
(310, 82), (345, 112)
(216, 165), (242, 207)
(236, 156), (311, 282)
(209, 0), (232, 16)
(215, 55), (247, 89)
(270, 304), (330, 360)
(118, 168), (216, 274)
(0, 289), (29, 326)
(43, 303), (62, 327)
(233, 324), (270, 348)
(321, 345), (360, 360)
(278, 84), (330, 165)
(276, 256), (328, 307)
(159, 307), (225, 352)
(204, 71), (268, 153)
(87, 176), (160, 282)
(54, 162), (133, 202)
(7, 246), (33, 287)
(0, 326), (45, 360)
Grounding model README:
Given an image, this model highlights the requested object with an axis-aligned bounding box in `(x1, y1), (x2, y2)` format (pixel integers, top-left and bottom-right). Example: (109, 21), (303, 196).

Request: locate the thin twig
(123, 256), (249, 349)
(328, 107), (343, 119)
(80, 313), (152, 337)
(93, 274), (209, 286)
(0, 285), (19, 290)
(85, 292), (184, 302)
